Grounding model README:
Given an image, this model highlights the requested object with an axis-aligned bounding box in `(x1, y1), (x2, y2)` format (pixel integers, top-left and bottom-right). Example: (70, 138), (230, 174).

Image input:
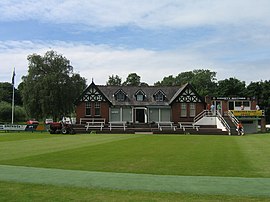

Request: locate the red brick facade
(76, 101), (110, 123)
(171, 102), (205, 123)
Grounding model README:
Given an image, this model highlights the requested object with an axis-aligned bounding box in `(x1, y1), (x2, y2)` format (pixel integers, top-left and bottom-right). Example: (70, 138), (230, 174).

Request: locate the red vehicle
(26, 120), (39, 125)
(49, 121), (75, 134)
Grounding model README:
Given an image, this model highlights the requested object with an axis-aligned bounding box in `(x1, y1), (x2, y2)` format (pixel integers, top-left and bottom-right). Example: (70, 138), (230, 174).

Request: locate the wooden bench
(157, 122), (176, 131)
(108, 122), (127, 131)
(178, 122), (200, 131)
(84, 118), (106, 131)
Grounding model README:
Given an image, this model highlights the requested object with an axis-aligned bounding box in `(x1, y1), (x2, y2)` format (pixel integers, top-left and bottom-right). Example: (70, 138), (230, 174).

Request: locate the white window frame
(94, 102), (101, 116)
(190, 103), (196, 117)
(180, 103), (187, 117)
(85, 102), (91, 116)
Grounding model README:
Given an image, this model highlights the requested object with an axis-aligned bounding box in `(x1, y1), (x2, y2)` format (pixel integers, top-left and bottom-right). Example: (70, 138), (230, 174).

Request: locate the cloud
(0, 40), (212, 85)
(1, 0), (270, 29)
(1, 40), (269, 87)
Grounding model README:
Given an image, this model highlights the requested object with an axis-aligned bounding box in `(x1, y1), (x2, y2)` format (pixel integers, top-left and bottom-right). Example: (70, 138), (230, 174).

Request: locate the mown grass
(1, 132), (270, 201)
(1, 133), (270, 177)
(1, 181), (270, 202)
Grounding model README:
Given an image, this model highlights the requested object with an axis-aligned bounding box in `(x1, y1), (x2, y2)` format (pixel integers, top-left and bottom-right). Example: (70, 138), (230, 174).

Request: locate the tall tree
(22, 50), (86, 120)
(216, 78), (246, 97)
(106, 74), (122, 86)
(123, 73), (141, 86)
(155, 69), (217, 96)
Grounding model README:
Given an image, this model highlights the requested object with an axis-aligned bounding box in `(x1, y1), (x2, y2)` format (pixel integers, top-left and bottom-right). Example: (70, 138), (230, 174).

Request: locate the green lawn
(0, 132), (270, 201)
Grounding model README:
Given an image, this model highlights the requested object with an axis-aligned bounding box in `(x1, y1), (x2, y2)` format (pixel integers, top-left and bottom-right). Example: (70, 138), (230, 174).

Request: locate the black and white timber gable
(76, 82), (110, 103)
(170, 83), (204, 103)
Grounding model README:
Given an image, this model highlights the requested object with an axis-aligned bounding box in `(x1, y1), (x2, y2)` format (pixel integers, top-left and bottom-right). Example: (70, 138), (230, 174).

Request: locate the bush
(0, 101), (27, 123)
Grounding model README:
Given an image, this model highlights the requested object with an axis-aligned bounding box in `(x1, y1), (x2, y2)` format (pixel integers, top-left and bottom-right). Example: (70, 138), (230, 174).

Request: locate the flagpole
(11, 68), (15, 124)
(11, 83), (15, 124)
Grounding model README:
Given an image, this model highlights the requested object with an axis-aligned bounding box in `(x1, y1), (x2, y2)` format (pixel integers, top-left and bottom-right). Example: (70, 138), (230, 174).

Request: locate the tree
(123, 73), (141, 86)
(0, 82), (22, 105)
(183, 69), (217, 96)
(21, 50), (86, 120)
(154, 75), (175, 86)
(106, 74), (122, 86)
(155, 69), (217, 96)
(216, 78), (246, 97)
(0, 101), (27, 122)
(247, 80), (270, 122)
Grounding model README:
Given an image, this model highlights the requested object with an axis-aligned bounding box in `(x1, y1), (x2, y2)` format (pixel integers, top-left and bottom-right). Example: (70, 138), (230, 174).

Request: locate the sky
(1, 0), (270, 86)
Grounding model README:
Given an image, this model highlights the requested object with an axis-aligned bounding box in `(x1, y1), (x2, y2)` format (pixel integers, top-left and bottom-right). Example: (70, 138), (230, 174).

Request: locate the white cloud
(1, 40), (269, 87)
(1, 0), (270, 29)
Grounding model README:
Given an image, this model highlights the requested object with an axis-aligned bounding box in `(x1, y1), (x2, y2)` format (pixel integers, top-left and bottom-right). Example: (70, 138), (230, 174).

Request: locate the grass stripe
(0, 165), (269, 197)
(0, 134), (139, 161)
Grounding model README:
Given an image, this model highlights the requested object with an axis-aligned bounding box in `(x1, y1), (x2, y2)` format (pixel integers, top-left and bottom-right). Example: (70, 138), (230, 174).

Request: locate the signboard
(212, 97), (251, 101)
(231, 110), (263, 117)
(0, 124), (27, 131)
(0, 124), (41, 131)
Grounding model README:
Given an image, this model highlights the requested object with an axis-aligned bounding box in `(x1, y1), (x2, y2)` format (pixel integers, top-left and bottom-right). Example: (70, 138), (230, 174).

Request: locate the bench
(109, 122), (127, 131)
(80, 118), (92, 124)
(84, 118), (106, 131)
(157, 122), (176, 131)
(178, 122), (200, 131)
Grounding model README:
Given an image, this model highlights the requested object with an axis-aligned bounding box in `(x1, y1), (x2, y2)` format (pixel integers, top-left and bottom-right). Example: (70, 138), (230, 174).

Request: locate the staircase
(223, 116), (238, 135)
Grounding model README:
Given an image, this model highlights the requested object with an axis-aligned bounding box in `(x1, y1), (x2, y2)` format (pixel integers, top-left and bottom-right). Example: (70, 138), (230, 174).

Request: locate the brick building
(75, 82), (205, 124)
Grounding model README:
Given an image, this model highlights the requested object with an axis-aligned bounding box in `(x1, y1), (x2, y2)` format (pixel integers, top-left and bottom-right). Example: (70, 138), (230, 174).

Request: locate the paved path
(0, 165), (270, 196)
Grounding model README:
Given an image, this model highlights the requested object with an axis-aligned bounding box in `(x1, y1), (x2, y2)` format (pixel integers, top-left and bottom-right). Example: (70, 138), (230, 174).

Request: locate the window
(190, 103), (196, 117)
(243, 101), (250, 107)
(94, 102), (100, 116)
(155, 92), (164, 102)
(115, 91), (126, 101)
(135, 90), (145, 101)
(85, 102), (91, 116)
(136, 94), (144, 101)
(180, 103), (187, 117)
(235, 101), (242, 107)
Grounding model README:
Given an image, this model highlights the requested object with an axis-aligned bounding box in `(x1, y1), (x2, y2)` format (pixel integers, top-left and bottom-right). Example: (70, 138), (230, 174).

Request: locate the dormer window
(137, 94), (144, 101)
(154, 90), (165, 102)
(114, 89), (126, 101)
(135, 90), (145, 101)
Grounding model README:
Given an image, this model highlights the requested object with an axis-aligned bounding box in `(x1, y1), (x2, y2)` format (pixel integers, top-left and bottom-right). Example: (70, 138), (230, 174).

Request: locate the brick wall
(171, 102), (205, 123)
(75, 101), (110, 123)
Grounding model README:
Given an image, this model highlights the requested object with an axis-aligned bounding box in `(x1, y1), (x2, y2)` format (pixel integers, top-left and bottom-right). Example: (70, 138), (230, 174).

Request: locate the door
(135, 109), (145, 123)
(228, 101), (234, 110)
(214, 101), (222, 115)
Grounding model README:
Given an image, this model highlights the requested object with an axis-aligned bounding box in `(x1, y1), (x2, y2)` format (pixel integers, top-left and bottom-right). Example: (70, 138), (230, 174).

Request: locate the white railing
(194, 110), (212, 123)
(227, 110), (239, 127)
(217, 111), (231, 135)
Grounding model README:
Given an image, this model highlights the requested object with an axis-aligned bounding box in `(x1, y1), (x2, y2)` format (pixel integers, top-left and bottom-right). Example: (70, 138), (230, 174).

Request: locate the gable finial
(92, 78), (94, 83)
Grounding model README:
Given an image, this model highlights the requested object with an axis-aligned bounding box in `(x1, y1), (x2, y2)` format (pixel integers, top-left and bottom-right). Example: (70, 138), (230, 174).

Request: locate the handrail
(194, 110), (212, 123)
(217, 111), (231, 135)
(227, 110), (239, 127)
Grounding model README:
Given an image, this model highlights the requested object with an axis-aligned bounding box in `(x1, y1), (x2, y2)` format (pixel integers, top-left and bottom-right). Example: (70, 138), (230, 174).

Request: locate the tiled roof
(75, 82), (205, 106)
(98, 85), (182, 106)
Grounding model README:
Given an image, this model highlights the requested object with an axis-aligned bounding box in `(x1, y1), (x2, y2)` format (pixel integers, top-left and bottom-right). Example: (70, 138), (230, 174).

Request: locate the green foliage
(0, 82), (22, 105)
(247, 80), (270, 122)
(216, 77), (247, 97)
(155, 69), (217, 96)
(106, 74), (122, 86)
(0, 101), (27, 122)
(123, 73), (141, 86)
(21, 50), (86, 120)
